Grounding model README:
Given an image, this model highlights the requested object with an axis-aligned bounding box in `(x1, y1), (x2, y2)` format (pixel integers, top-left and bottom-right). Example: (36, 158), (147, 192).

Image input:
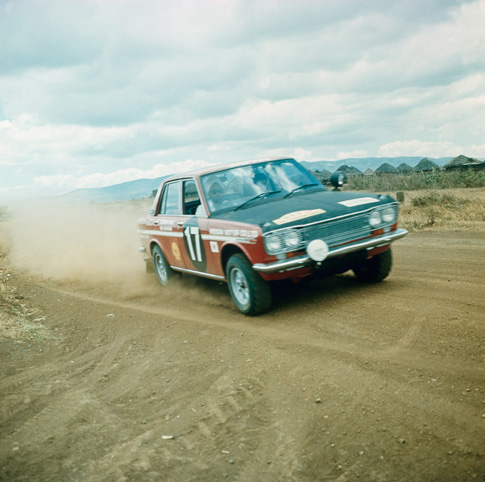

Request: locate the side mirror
(330, 171), (347, 191)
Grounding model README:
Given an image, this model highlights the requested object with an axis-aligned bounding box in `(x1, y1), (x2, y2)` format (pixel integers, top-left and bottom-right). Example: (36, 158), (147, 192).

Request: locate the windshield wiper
(284, 183), (320, 198)
(234, 190), (282, 211)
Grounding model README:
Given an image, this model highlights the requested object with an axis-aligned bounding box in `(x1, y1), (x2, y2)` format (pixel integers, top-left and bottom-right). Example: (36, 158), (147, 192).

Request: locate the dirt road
(1, 230), (484, 481)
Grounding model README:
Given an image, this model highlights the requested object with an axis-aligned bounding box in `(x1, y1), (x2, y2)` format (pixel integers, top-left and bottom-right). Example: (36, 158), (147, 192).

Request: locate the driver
(207, 181), (226, 210)
(253, 172), (272, 192)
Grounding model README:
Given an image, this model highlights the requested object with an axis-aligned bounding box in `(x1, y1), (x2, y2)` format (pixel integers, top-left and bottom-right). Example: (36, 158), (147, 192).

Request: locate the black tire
(152, 245), (174, 287)
(226, 254), (272, 316)
(353, 248), (393, 283)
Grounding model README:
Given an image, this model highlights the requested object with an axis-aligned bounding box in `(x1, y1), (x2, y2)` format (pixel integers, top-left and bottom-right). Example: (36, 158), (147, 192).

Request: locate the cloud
(377, 140), (463, 158)
(33, 158), (215, 193)
(0, 0), (484, 201)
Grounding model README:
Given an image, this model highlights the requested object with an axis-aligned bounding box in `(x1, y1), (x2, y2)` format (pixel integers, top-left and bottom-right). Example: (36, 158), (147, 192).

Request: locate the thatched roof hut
(443, 155), (484, 170)
(375, 163), (398, 175)
(335, 165), (362, 176)
(397, 162), (413, 173)
(414, 158), (440, 172)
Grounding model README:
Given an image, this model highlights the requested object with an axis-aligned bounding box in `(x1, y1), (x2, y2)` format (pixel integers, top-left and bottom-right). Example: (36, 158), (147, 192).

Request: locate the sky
(1, 0), (484, 201)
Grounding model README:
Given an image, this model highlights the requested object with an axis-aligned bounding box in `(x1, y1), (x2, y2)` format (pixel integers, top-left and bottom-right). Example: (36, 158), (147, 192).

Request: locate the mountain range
(61, 156), (454, 203)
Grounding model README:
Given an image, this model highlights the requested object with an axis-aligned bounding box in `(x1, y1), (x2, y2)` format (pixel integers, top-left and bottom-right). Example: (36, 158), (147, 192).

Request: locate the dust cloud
(3, 200), (151, 295)
(2, 198), (235, 310)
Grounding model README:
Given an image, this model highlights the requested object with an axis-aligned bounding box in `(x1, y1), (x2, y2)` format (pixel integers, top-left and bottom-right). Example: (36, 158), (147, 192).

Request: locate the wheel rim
(155, 253), (167, 281)
(230, 267), (249, 306)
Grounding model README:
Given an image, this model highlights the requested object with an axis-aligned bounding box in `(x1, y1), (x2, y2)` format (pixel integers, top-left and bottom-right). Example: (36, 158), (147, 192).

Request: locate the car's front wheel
(152, 245), (174, 287)
(353, 248), (393, 283)
(226, 254), (271, 316)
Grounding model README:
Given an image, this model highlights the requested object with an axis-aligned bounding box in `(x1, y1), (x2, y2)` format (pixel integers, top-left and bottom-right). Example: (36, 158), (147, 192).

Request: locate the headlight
(382, 206), (396, 223)
(285, 229), (301, 249)
(265, 234), (282, 253)
(264, 229), (302, 255)
(369, 210), (382, 227)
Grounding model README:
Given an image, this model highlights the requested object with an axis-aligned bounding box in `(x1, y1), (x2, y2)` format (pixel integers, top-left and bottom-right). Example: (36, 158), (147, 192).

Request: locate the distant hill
(61, 176), (168, 203)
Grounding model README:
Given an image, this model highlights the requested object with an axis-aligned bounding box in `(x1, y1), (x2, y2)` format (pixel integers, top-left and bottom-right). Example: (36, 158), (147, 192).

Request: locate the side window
(159, 181), (180, 215)
(183, 180), (202, 215)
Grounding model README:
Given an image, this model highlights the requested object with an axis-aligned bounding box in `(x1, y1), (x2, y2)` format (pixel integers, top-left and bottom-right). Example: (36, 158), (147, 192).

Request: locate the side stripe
(137, 229), (183, 238)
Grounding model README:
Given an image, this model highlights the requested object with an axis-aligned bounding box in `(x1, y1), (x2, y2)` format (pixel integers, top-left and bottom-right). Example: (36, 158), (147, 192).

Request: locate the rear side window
(159, 181), (180, 215)
(183, 179), (202, 215)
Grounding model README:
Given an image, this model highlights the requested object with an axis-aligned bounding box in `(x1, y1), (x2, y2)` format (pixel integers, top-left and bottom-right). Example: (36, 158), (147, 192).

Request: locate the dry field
(0, 187), (484, 481)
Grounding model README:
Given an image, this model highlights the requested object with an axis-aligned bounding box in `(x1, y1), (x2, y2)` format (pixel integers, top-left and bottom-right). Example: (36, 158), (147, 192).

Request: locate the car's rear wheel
(353, 248), (393, 283)
(226, 254), (271, 316)
(152, 245), (174, 287)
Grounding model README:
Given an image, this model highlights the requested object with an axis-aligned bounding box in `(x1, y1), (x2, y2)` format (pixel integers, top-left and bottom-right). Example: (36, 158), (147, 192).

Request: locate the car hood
(212, 191), (396, 232)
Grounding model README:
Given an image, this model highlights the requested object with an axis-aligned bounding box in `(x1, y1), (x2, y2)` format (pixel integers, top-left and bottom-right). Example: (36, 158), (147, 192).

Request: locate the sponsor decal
(273, 209), (326, 226)
(339, 197), (379, 207)
(240, 230), (258, 238)
(206, 228), (258, 240)
(171, 242), (181, 261)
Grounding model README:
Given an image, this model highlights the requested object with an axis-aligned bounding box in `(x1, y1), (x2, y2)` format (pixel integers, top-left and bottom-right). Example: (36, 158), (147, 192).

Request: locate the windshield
(200, 159), (325, 214)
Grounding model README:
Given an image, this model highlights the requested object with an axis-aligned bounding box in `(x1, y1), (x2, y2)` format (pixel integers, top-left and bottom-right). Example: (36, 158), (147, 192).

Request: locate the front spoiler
(252, 228), (408, 274)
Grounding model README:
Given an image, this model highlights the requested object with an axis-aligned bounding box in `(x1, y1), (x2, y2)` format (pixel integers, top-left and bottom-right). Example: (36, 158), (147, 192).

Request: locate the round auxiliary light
(285, 230), (301, 249)
(265, 234), (282, 254)
(382, 206), (396, 223)
(307, 239), (329, 262)
(369, 210), (382, 227)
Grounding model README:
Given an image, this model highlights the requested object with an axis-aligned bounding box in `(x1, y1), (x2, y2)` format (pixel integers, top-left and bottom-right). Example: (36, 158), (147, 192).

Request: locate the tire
(152, 245), (174, 287)
(353, 248), (393, 283)
(226, 254), (272, 316)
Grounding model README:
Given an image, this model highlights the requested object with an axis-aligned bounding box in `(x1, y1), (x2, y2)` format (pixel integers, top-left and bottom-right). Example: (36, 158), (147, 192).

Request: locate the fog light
(307, 239), (329, 262)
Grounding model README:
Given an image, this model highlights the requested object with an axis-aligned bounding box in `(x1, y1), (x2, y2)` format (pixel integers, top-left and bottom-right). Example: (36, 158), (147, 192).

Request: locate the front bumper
(252, 228), (408, 274)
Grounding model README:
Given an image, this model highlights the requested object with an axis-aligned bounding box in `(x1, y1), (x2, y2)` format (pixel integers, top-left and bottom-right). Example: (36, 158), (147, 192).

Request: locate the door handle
(177, 221), (184, 226)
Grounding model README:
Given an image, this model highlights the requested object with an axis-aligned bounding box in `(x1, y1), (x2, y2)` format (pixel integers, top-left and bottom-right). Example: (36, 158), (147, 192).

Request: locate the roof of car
(163, 157), (295, 182)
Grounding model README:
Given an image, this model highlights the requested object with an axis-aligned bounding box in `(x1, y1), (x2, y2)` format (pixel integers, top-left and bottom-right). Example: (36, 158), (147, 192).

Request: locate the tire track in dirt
(1, 231), (484, 481)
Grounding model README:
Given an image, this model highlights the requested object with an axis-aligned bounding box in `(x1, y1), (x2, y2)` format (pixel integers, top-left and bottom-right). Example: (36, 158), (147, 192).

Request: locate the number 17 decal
(183, 222), (207, 271)
(184, 226), (202, 262)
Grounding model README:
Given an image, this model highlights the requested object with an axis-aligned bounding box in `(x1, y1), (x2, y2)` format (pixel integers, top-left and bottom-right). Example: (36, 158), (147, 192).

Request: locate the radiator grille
(302, 212), (371, 248)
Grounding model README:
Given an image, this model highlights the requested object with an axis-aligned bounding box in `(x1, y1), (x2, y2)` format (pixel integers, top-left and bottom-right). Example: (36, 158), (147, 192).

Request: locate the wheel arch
(220, 244), (248, 273)
(149, 239), (164, 257)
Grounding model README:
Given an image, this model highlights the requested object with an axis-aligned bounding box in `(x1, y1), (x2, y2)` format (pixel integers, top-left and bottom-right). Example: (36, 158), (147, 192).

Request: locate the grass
(344, 169), (485, 192)
(355, 188), (485, 232)
(338, 169), (485, 232)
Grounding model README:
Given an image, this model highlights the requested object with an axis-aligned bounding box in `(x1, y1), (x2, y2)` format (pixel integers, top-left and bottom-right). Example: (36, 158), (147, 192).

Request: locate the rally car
(137, 157), (408, 315)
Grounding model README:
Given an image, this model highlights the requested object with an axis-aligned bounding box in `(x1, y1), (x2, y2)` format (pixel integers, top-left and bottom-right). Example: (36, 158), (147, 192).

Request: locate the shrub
(411, 193), (470, 208)
(344, 169), (485, 192)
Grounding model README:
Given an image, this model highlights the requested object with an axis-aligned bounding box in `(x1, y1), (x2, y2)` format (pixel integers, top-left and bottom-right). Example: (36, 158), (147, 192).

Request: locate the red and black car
(137, 157), (408, 315)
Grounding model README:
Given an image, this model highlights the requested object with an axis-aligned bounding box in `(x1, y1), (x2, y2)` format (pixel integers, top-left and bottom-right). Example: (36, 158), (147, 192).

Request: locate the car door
(151, 180), (186, 269)
(179, 179), (210, 274)
(177, 178), (227, 279)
